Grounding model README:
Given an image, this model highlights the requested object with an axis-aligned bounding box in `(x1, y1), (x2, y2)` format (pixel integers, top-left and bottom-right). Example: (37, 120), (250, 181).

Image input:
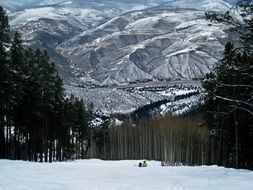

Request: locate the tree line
(130, 91), (200, 120)
(0, 7), (91, 162)
(203, 1), (253, 169)
(87, 116), (210, 166)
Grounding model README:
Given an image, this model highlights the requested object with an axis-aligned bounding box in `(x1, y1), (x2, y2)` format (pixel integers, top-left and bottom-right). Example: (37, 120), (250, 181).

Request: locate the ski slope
(0, 159), (252, 190)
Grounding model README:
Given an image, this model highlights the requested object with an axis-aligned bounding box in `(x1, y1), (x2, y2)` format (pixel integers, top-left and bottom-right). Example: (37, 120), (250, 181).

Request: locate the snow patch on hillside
(10, 7), (63, 25)
(160, 94), (202, 115)
(9, 5), (113, 26)
(158, 88), (197, 97)
(164, 0), (231, 12)
(60, 1), (72, 5)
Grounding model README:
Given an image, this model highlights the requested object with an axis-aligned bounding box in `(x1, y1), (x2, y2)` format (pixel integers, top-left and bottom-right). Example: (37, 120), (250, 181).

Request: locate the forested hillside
(0, 7), (91, 162)
(202, 1), (253, 169)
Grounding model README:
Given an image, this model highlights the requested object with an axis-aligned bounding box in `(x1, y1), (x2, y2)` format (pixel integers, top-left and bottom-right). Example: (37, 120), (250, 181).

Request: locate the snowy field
(0, 160), (253, 190)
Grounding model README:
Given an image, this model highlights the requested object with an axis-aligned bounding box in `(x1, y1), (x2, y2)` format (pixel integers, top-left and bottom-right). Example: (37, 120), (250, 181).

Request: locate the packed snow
(0, 159), (253, 190)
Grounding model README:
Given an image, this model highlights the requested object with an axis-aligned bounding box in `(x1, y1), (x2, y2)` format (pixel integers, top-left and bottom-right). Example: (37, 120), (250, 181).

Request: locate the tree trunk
(0, 115), (5, 159)
(234, 111), (239, 169)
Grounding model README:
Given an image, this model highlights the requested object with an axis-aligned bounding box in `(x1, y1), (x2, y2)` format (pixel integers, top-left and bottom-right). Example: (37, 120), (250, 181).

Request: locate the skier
(139, 162), (142, 167)
(142, 160), (147, 167)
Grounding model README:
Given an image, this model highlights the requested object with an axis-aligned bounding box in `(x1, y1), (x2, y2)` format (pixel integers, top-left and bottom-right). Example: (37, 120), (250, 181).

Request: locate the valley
(2, 0), (233, 115)
(1, 0), (253, 174)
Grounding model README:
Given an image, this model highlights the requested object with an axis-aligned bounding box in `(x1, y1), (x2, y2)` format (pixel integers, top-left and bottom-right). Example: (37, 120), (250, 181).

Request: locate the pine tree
(0, 6), (10, 159)
(203, 1), (253, 169)
(0, 6), (93, 162)
(0, 7), (9, 43)
(9, 31), (26, 159)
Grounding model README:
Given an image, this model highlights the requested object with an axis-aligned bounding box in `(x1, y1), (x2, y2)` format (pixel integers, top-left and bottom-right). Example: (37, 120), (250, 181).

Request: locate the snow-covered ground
(0, 159), (252, 190)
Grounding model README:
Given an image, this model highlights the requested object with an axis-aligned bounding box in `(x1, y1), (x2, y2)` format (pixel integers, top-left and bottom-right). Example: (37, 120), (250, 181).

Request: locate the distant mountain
(57, 1), (230, 86)
(8, 0), (147, 85)
(0, 0), (238, 12)
(0, 0), (155, 13)
(2, 0), (236, 113)
(0, 0), (64, 12)
(8, 0), (232, 86)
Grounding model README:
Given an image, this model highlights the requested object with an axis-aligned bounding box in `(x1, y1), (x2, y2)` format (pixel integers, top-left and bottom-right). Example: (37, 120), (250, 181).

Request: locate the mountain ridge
(57, 3), (228, 86)
(2, 0), (235, 113)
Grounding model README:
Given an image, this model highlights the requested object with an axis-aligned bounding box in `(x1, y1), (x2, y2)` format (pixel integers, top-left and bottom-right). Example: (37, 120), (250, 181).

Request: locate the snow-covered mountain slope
(7, 0), (232, 87)
(6, 0), (235, 115)
(159, 94), (203, 115)
(8, 1), (155, 86)
(1, 0), (157, 13)
(163, 0), (232, 12)
(0, 0), (66, 12)
(1, 160), (253, 190)
(58, 4), (228, 85)
(8, 1), (135, 85)
(65, 81), (202, 114)
(9, 2), (123, 39)
(65, 84), (164, 114)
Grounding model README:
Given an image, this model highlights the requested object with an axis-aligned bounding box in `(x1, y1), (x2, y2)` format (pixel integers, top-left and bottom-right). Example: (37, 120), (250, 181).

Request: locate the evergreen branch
(237, 107), (253, 116)
(218, 83), (253, 89)
(215, 95), (253, 108)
